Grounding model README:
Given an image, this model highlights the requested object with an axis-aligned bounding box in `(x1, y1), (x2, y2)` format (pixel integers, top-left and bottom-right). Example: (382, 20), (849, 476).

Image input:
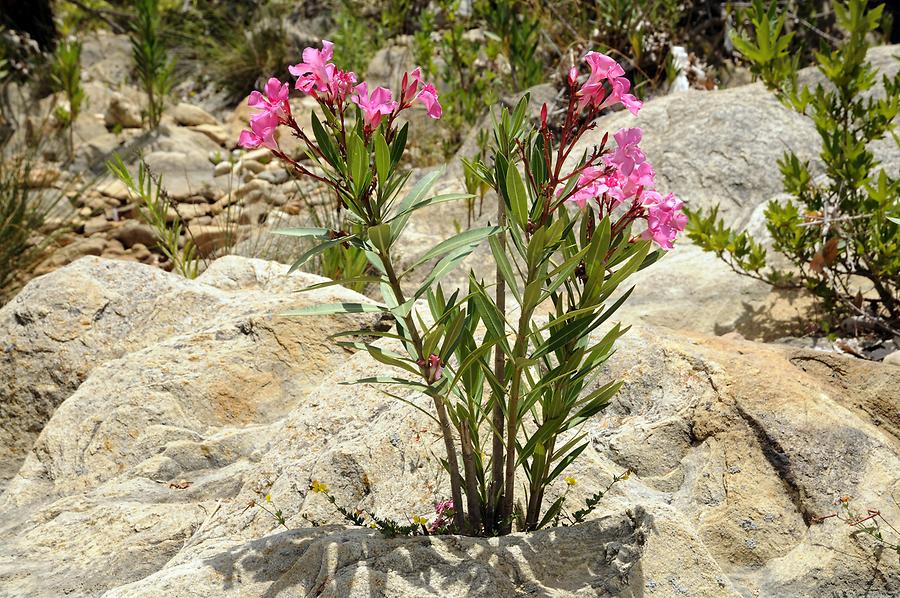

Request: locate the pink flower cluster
(561, 126), (685, 249)
(428, 499), (454, 532)
(238, 78), (291, 150)
(559, 124), (686, 249)
(239, 40), (442, 149)
(572, 51), (642, 116)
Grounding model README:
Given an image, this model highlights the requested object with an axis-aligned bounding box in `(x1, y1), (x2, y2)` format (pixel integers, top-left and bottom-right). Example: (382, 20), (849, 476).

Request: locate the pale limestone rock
(172, 102), (218, 127)
(0, 257), (897, 596)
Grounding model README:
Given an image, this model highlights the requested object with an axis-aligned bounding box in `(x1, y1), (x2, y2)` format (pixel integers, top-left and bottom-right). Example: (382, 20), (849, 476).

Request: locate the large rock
(0, 257), (897, 596)
(0, 256), (382, 488)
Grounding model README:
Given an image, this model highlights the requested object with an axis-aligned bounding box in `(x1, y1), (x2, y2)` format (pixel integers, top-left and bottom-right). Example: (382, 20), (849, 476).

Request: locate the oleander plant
(239, 40), (686, 536)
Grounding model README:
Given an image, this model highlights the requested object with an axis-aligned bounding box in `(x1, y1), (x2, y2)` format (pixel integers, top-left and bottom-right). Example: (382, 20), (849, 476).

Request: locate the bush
(0, 150), (70, 302)
(238, 40), (684, 535)
(50, 37), (84, 156)
(108, 155), (200, 278)
(687, 0), (900, 338)
(131, 0), (172, 129)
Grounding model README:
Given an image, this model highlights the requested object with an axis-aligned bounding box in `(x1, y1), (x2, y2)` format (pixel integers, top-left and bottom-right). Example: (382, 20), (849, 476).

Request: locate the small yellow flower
(620, 470), (631, 481)
(265, 494), (272, 502)
(564, 476), (577, 486)
(310, 480), (329, 494)
(412, 515), (428, 526)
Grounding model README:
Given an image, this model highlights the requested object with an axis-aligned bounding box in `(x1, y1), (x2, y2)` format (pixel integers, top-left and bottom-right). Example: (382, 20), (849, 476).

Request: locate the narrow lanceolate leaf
(488, 233), (522, 304)
(415, 243), (480, 299)
(287, 237), (348, 274)
(389, 168), (443, 238)
(280, 302), (388, 316)
(272, 227), (330, 239)
(374, 132), (390, 186)
(404, 226), (502, 274)
(337, 342), (421, 376)
(311, 112), (341, 170)
(298, 275), (384, 292)
(505, 164), (529, 228)
(344, 376), (430, 389)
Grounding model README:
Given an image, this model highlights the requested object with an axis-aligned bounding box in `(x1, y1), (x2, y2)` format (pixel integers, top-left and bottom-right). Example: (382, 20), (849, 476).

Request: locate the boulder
(111, 220), (157, 249)
(172, 103), (219, 127)
(0, 257), (381, 485)
(104, 92), (143, 129)
(0, 257), (897, 596)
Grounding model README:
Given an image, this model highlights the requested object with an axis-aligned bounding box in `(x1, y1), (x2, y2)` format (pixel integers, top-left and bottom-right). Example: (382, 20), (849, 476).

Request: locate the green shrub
(108, 155), (200, 278)
(131, 0), (172, 129)
(0, 151), (70, 302)
(50, 38), (84, 156)
(687, 0), (900, 336)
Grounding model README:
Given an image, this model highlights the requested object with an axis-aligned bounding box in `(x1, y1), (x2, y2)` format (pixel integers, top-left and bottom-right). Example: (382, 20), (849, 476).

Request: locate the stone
(142, 150), (222, 201)
(172, 202), (211, 221)
(24, 165), (60, 188)
(0, 257), (897, 596)
(187, 224), (237, 257)
(234, 178), (272, 203)
(112, 220), (157, 249)
(257, 167), (289, 185)
(236, 159), (266, 174)
(189, 123), (229, 146)
(171, 102), (218, 127)
(883, 350), (900, 367)
(213, 161), (232, 177)
(96, 178), (131, 202)
(83, 215), (113, 235)
(104, 92), (143, 129)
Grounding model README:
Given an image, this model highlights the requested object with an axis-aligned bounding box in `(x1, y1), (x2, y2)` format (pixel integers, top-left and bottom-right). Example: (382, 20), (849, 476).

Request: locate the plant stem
(458, 420), (483, 534)
(379, 248), (468, 533)
(487, 196), (507, 534)
(500, 269), (537, 532)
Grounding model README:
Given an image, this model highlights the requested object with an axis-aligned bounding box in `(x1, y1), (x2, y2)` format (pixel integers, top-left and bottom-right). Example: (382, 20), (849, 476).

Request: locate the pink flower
(248, 77), (292, 120)
(351, 82), (398, 129)
(238, 111), (280, 150)
(428, 498), (455, 532)
(605, 128), (645, 176)
(641, 192), (687, 250)
(329, 69), (358, 103)
(608, 76), (643, 116)
(574, 51), (643, 115)
(417, 83), (442, 118)
(607, 160), (655, 206)
(417, 353), (443, 383)
(400, 68), (442, 119)
(289, 40), (336, 94)
(561, 166), (605, 209)
(577, 51), (624, 110)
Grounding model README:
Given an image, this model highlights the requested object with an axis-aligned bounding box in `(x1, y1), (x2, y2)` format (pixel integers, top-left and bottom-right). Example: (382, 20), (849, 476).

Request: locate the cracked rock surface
(1, 256), (898, 596)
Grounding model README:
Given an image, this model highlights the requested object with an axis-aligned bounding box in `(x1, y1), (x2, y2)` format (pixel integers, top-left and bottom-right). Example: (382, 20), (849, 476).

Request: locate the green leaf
(299, 275), (383, 292)
(311, 112), (341, 169)
(374, 131), (390, 185)
(287, 237), (350, 274)
(344, 376), (431, 390)
(404, 226), (501, 274)
(489, 233), (522, 304)
(415, 243), (480, 298)
(272, 227), (331, 239)
(348, 133), (368, 195)
(280, 302), (388, 316)
(368, 223), (392, 253)
(505, 164), (528, 228)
